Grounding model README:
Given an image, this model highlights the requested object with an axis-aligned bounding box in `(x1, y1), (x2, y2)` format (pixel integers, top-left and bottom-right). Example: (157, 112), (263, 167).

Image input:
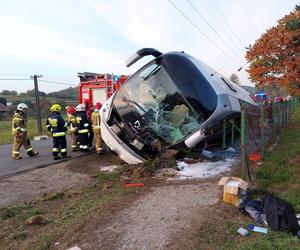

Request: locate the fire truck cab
(78, 72), (128, 107)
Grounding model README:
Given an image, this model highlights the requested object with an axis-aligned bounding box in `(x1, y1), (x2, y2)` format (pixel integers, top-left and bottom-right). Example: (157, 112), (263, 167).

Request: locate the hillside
(47, 86), (78, 100)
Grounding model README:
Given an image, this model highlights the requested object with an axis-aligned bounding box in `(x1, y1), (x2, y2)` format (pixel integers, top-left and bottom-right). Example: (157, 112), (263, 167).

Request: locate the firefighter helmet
(76, 103), (85, 112)
(17, 103), (28, 111)
(95, 102), (102, 110)
(67, 106), (76, 114)
(50, 104), (62, 112)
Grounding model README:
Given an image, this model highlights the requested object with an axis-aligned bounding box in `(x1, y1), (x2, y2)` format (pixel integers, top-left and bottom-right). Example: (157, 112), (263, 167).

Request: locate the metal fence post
(222, 119), (226, 148)
(272, 101), (276, 140)
(285, 101), (288, 124)
(288, 100), (291, 117)
(241, 103), (250, 180)
(231, 119), (235, 144)
(260, 104), (265, 160)
(281, 102), (284, 128)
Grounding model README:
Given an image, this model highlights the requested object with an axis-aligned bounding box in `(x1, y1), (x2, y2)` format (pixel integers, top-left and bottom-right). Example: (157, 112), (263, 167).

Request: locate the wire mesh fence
(240, 97), (300, 180)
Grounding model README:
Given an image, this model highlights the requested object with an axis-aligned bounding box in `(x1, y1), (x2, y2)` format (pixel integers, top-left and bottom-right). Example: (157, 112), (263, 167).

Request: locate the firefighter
(66, 106), (78, 151)
(46, 104), (69, 160)
(11, 103), (39, 159)
(75, 103), (91, 152)
(88, 105), (94, 150)
(91, 102), (103, 154)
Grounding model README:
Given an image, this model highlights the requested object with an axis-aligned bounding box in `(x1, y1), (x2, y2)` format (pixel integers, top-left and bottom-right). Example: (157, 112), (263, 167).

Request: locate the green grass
(195, 107), (300, 250)
(220, 231), (300, 250)
(0, 95), (76, 104)
(0, 203), (41, 221)
(231, 108), (300, 249)
(0, 167), (138, 249)
(0, 119), (50, 144)
(254, 108), (300, 208)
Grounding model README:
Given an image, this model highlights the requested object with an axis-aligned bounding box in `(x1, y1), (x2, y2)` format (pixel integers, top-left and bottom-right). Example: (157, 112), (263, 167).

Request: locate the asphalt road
(0, 138), (87, 178)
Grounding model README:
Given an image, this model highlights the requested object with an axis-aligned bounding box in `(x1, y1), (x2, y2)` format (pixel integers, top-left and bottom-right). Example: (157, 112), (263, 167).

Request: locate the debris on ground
(67, 246), (82, 250)
(218, 177), (248, 207)
(247, 224), (268, 234)
(249, 151), (261, 161)
(99, 165), (119, 172)
(237, 227), (249, 236)
(176, 161), (188, 171)
(171, 158), (238, 180)
(124, 183), (145, 187)
(26, 215), (47, 225)
(201, 149), (219, 161)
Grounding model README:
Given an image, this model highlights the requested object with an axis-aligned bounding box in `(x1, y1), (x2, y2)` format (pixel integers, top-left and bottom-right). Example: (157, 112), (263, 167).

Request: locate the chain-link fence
(240, 97), (300, 180)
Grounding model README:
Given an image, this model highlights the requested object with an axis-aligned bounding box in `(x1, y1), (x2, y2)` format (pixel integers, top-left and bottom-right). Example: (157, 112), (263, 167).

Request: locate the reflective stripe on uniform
(96, 148), (103, 151)
(52, 148), (60, 152)
(94, 126), (101, 128)
(20, 128), (27, 132)
(53, 132), (66, 137)
(46, 124), (51, 128)
(13, 151), (20, 154)
(81, 145), (88, 149)
(60, 148), (67, 153)
(78, 129), (89, 134)
(26, 148), (33, 152)
(83, 123), (89, 127)
(71, 145), (77, 148)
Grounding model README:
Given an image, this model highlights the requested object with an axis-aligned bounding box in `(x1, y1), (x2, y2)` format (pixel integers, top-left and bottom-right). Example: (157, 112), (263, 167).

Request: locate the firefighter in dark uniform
(46, 104), (69, 160)
(91, 102), (103, 154)
(11, 103), (39, 159)
(75, 103), (91, 152)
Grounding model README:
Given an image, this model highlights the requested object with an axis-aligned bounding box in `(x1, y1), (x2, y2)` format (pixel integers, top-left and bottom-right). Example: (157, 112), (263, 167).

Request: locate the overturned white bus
(100, 48), (256, 164)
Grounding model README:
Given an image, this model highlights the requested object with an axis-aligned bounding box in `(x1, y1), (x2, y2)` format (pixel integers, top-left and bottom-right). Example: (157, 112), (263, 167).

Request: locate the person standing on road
(65, 106), (78, 152)
(91, 102), (103, 155)
(46, 104), (70, 160)
(11, 103), (39, 160)
(75, 103), (91, 152)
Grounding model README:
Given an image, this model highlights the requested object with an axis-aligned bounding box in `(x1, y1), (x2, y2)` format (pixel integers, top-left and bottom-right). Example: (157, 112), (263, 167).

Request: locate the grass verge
(0, 119), (49, 144)
(0, 167), (140, 250)
(196, 107), (300, 250)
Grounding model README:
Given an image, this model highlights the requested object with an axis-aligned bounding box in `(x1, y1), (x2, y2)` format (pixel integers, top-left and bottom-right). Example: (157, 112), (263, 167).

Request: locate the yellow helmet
(50, 104), (62, 112)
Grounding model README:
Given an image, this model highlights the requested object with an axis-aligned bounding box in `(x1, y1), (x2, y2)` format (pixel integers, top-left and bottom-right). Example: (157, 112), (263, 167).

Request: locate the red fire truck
(78, 72), (128, 107)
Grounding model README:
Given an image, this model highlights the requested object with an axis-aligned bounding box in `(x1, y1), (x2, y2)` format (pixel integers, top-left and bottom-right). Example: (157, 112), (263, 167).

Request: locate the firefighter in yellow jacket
(91, 102), (103, 154)
(65, 106), (78, 151)
(11, 103), (39, 159)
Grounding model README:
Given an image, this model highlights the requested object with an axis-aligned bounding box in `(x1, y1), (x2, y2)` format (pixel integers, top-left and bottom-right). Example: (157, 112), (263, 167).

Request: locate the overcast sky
(0, 0), (298, 93)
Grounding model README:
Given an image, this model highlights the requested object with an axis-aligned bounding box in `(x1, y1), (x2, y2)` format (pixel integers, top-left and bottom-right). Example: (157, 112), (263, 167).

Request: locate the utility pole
(31, 74), (43, 135)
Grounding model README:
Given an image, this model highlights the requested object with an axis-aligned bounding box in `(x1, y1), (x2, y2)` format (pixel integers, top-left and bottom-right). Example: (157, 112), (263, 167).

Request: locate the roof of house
(0, 103), (7, 112)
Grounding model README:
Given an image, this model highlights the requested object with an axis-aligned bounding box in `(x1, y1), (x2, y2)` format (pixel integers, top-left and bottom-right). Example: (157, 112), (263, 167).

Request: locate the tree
(246, 5), (300, 94)
(229, 73), (241, 85)
(23, 89), (46, 97)
(0, 97), (7, 106)
(0, 90), (18, 95)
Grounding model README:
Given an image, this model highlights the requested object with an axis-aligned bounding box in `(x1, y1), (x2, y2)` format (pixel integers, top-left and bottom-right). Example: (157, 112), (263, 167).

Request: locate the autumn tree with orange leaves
(246, 5), (300, 94)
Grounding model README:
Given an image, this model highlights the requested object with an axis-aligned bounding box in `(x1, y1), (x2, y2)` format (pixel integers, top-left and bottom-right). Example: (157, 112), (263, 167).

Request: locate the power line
(39, 79), (78, 87)
(0, 73), (29, 76)
(166, 0), (241, 65)
(43, 74), (76, 81)
(186, 0), (243, 62)
(0, 78), (31, 80)
(198, 0), (245, 53)
(239, 0), (259, 35)
(201, 0), (246, 52)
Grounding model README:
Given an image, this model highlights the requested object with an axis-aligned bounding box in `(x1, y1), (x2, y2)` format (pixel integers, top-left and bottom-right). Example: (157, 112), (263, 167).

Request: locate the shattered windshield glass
(113, 61), (204, 145)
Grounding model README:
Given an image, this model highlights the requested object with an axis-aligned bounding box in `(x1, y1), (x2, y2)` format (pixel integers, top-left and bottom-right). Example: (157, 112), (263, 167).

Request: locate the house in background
(0, 103), (7, 117)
